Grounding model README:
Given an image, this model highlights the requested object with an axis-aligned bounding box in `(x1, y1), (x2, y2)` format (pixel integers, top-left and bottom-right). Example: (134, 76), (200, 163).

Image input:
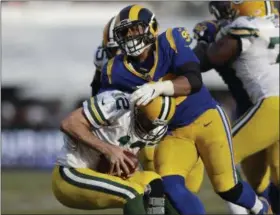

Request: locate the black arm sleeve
(193, 41), (214, 72)
(90, 69), (101, 96)
(175, 62), (203, 95)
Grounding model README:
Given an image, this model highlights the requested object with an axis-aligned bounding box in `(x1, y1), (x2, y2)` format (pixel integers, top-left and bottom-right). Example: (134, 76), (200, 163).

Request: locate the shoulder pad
(93, 45), (108, 70)
(82, 90), (132, 128)
(164, 27), (193, 52)
(97, 90), (132, 122)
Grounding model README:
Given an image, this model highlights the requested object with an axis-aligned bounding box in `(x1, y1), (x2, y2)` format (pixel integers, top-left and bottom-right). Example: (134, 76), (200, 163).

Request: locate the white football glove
(131, 81), (174, 106)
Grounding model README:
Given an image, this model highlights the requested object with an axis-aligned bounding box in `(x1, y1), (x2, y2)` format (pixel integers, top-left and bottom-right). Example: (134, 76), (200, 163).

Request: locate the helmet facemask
(114, 20), (155, 57)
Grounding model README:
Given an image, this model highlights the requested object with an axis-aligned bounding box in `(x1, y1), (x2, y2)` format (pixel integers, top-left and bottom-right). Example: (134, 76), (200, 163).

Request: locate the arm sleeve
(193, 41), (214, 72)
(90, 69), (101, 96)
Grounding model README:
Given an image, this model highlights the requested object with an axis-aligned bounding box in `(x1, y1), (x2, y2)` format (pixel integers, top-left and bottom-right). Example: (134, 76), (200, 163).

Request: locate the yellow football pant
(52, 165), (161, 210)
(154, 106), (237, 192)
(139, 146), (204, 193)
(232, 96), (279, 192)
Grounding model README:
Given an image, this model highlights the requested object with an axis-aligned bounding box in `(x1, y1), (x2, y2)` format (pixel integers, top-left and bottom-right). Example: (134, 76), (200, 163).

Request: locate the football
(97, 151), (139, 178)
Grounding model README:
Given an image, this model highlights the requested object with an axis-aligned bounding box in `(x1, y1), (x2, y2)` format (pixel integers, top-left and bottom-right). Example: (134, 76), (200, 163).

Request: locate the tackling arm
(193, 41), (214, 72)
(171, 61), (202, 96)
(169, 28), (204, 96)
(207, 35), (242, 66)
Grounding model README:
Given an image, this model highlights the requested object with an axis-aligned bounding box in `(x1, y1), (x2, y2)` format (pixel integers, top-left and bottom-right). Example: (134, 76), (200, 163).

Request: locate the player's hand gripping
(193, 20), (220, 44)
(131, 83), (160, 106)
(193, 19), (231, 44)
(131, 81), (174, 106)
(103, 144), (135, 177)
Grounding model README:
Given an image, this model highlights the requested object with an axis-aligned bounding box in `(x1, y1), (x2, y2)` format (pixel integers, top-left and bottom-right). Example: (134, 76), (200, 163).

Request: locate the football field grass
(2, 169), (229, 214)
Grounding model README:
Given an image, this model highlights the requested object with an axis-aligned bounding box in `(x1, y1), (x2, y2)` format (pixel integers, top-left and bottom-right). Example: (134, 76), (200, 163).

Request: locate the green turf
(2, 170), (229, 214)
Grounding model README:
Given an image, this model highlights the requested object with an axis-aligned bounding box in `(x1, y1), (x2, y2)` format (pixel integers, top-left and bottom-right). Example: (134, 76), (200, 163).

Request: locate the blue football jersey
(100, 27), (217, 128)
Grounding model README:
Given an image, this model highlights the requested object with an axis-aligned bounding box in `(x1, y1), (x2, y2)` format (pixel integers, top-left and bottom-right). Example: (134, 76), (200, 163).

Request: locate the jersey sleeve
(93, 43), (108, 71)
(166, 27), (200, 71)
(227, 16), (259, 37)
(82, 90), (131, 128)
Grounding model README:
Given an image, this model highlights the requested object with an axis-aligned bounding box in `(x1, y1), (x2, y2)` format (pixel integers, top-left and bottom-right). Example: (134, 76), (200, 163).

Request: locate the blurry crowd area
(2, 86), (83, 130)
(1, 86), (236, 130)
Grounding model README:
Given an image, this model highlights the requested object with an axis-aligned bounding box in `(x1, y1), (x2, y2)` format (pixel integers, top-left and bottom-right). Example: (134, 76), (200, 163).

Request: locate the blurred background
(2, 1), (279, 214)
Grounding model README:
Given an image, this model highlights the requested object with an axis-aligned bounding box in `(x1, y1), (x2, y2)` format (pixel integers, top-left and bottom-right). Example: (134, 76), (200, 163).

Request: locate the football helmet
(209, 1), (278, 21)
(113, 4), (159, 57)
(103, 16), (119, 59)
(231, 1), (278, 18)
(134, 96), (176, 142)
(209, 1), (238, 21)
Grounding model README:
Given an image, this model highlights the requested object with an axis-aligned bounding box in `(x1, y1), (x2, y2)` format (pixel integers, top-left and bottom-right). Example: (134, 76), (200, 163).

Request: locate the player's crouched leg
(52, 165), (167, 214)
(52, 165), (148, 214)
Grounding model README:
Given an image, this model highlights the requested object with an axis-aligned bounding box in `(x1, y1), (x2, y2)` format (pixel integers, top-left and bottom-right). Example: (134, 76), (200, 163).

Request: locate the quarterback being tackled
(52, 90), (176, 214)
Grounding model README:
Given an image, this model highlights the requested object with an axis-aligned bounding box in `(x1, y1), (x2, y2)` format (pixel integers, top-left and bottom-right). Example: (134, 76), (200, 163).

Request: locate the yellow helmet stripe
(129, 5), (143, 21)
(158, 96), (171, 121)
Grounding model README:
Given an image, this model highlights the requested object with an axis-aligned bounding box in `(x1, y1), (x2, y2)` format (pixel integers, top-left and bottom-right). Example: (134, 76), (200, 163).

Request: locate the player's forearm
(60, 109), (110, 155)
(171, 76), (194, 96)
(173, 62), (203, 95)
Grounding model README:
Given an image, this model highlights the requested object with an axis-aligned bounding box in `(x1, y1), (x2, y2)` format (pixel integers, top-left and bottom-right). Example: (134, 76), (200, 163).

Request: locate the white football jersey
(56, 90), (167, 169)
(216, 15), (279, 104)
(93, 44), (108, 72)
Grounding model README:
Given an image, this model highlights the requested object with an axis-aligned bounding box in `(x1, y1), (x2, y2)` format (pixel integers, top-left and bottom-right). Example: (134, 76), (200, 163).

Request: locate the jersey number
(178, 28), (191, 43)
(95, 47), (105, 61)
(116, 97), (129, 110)
(268, 37), (280, 63)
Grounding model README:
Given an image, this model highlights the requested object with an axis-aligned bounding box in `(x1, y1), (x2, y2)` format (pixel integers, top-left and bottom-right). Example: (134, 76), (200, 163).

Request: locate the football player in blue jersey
(99, 4), (271, 214)
(192, 1), (279, 214)
(90, 15), (205, 197)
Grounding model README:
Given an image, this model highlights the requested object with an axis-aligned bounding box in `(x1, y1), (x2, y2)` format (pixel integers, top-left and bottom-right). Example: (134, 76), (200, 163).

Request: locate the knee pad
(145, 179), (164, 197)
(145, 179), (165, 214)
